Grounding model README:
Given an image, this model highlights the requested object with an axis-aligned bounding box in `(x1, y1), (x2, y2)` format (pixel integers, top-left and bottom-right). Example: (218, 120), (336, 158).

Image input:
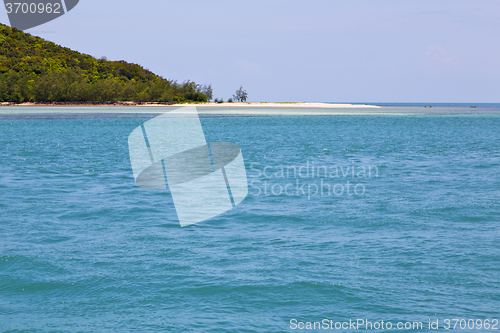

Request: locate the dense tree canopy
(0, 23), (209, 103)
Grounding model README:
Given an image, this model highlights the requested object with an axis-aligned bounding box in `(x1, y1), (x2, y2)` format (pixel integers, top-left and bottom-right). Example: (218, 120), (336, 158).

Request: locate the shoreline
(2, 102), (497, 118)
(0, 101), (381, 108)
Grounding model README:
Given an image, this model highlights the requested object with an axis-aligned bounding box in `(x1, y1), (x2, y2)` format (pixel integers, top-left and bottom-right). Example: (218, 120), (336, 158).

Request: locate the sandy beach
(0, 101), (380, 108)
(167, 102), (381, 108)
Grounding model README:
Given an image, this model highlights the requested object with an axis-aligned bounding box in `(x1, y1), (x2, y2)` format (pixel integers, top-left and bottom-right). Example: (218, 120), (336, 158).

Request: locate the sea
(1, 104), (499, 332)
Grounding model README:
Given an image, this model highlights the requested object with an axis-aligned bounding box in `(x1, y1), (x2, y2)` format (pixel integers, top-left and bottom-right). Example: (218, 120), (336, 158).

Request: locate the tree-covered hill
(0, 23), (210, 103)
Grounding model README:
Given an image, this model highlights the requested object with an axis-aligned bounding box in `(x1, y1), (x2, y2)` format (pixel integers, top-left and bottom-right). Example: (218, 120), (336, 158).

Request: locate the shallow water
(1, 107), (499, 332)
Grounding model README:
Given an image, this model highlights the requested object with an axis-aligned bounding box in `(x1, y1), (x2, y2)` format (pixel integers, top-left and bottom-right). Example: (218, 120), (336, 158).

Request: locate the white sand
(1, 102), (380, 109)
(154, 102), (380, 108)
(0, 102), (390, 116)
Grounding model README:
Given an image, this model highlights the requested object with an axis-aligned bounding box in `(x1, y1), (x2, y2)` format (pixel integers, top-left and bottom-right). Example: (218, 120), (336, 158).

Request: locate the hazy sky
(1, 0), (499, 102)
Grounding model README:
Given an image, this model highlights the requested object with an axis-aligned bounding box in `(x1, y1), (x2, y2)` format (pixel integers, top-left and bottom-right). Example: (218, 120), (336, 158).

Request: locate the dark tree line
(0, 23), (209, 103)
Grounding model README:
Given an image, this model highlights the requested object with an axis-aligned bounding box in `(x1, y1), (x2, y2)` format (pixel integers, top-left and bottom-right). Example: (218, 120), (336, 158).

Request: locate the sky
(1, 0), (499, 103)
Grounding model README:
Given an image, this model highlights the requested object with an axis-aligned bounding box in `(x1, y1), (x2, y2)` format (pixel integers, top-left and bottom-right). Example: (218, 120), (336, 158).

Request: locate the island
(0, 23), (209, 104)
(0, 23), (379, 109)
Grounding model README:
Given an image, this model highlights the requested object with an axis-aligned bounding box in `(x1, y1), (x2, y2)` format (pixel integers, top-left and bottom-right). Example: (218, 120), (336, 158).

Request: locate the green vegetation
(0, 23), (209, 103)
(233, 85), (248, 102)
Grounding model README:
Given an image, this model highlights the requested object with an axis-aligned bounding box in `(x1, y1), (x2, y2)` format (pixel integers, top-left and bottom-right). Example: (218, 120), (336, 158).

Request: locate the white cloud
(425, 45), (458, 66)
(425, 44), (458, 69)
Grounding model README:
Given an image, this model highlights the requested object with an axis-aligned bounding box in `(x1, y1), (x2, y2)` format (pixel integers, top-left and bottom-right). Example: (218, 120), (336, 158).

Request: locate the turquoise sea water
(1, 106), (500, 332)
